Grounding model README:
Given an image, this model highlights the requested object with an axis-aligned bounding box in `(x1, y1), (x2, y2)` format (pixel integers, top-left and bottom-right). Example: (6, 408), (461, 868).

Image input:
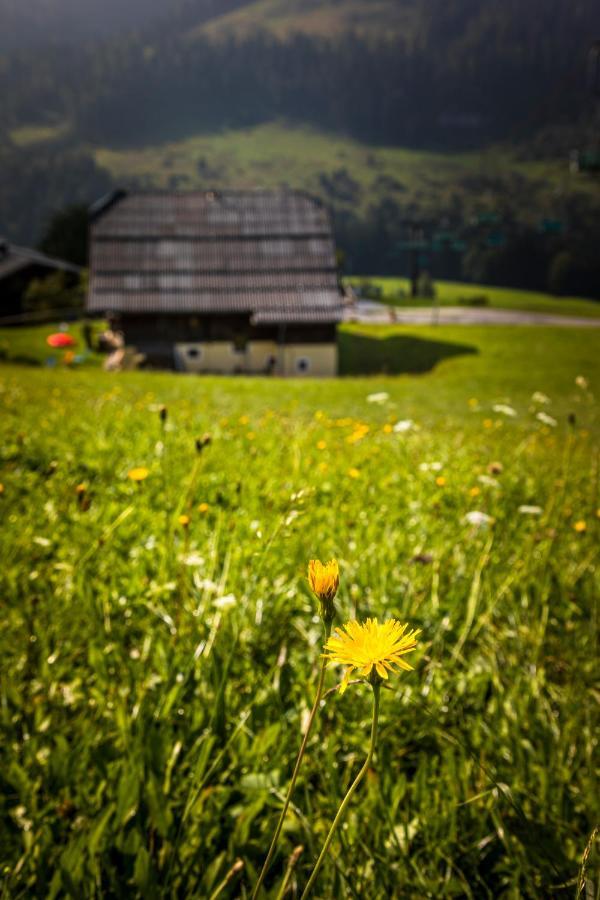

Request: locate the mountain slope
(187, 0), (422, 42)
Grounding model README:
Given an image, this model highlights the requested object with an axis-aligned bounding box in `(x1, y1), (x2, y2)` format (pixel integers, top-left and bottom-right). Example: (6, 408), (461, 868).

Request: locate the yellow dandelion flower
(483, 418), (493, 429)
(436, 476), (446, 487)
(383, 423), (393, 434)
(239, 415), (249, 425)
(75, 483), (87, 495)
(469, 486), (481, 497)
(179, 514), (190, 528)
(317, 440), (327, 450)
(574, 520), (587, 533)
(308, 558), (339, 622)
(247, 431), (255, 440)
(198, 502), (209, 513)
(324, 618), (420, 694)
(127, 467), (149, 482)
(348, 467), (360, 479)
(0, 483), (4, 494)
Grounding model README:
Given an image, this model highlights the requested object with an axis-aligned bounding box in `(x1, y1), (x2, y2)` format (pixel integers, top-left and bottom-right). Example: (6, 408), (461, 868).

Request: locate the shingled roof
(0, 239), (81, 281)
(87, 190), (343, 323)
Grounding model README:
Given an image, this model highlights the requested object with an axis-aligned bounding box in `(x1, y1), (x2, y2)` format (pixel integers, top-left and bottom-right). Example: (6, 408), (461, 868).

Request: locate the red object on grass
(47, 333), (76, 348)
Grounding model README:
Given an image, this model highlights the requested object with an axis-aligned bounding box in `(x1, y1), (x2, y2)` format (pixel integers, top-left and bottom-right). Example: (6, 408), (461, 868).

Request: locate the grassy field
(345, 278), (600, 318)
(88, 122), (596, 225)
(0, 322), (104, 368)
(1, 326), (598, 898)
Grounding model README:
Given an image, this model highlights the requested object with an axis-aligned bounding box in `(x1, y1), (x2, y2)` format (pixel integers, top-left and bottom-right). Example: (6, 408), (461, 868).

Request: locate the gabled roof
(0, 239), (81, 281)
(87, 190), (343, 323)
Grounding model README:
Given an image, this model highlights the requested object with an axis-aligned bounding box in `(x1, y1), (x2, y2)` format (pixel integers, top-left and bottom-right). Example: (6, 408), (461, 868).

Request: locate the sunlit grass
(92, 121), (597, 222)
(0, 333), (598, 897)
(345, 277), (600, 317)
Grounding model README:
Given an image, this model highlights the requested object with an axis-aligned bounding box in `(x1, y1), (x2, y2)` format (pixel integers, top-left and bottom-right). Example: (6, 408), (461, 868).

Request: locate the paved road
(344, 301), (600, 328)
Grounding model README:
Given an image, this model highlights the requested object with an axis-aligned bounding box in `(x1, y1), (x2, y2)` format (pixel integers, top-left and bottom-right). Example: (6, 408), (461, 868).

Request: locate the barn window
(187, 347), (201, 359)
(296, 357), (310, 373)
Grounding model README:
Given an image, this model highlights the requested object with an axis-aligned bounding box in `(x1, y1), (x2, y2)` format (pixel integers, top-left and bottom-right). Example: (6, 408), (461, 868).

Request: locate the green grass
(345, 277), (600, 317)
(93, 121), (598, 224)
(0, 321), (104, 367)
(1, 328), (598, 898)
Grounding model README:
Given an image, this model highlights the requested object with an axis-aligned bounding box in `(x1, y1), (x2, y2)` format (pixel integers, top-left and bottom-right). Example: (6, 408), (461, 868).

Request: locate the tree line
(1, 0), (597, 150)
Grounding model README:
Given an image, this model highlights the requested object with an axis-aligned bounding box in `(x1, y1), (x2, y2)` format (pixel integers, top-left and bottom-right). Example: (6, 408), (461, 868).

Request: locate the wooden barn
(86, 190), (344, 375)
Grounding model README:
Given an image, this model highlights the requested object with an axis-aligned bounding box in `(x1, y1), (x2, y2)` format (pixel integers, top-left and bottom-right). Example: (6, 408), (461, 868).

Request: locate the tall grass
(0, 347), (598, 898)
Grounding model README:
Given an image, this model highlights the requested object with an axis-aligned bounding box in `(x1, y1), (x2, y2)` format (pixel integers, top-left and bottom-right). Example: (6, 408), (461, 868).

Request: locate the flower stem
(300, 683), (381, 900)
(251, 622), (332, 900)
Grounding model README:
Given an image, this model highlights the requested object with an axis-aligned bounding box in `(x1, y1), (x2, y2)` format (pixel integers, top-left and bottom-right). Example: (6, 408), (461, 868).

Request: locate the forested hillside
(1, 0), (599, 292)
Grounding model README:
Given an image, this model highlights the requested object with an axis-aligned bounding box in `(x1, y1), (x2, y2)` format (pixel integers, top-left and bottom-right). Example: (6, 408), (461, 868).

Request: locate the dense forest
(2, 0), (597, 147)
(1, 0), (599, 294)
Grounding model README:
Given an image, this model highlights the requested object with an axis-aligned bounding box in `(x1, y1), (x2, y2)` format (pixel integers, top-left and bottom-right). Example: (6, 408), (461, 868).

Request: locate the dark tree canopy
(38, 204), (89, 267)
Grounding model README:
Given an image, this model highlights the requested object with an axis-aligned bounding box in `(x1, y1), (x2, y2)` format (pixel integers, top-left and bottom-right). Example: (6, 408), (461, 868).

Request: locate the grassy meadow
(24, 122), (583, 226)
(345, 278), (600, 318)
(1, 325), (599, 898)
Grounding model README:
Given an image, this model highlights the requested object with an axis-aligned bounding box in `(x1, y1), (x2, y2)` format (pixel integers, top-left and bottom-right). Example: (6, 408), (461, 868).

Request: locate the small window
(187, 347), (200, 359)
(296, 356), (310, 373)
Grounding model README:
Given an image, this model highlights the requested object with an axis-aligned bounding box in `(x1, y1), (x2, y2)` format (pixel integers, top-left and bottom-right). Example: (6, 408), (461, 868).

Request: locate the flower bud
(308, 559), (339, 623)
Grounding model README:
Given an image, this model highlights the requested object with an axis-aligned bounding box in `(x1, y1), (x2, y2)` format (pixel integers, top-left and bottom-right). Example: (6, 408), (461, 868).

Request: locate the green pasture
(345, 277), (600, 318)
(0, 322), (103, 368)
(0, 326), (598, 898)
(91, 122), (597, 223)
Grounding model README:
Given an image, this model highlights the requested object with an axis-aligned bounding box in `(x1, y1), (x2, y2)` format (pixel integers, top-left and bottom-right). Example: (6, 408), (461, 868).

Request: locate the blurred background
(1, 0), (600, 298)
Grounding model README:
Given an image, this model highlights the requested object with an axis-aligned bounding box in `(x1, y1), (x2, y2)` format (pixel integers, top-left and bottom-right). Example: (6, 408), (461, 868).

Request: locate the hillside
(1, 0), (599, 293)
(187, 0), (422, 42)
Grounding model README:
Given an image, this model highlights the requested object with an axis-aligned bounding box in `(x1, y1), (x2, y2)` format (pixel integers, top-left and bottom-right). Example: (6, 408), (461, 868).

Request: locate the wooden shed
(86, 190), (344, 375)
(0, 239), (81, 322)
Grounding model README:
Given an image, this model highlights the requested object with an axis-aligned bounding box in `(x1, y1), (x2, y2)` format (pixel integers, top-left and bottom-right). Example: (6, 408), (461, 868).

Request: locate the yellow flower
(348, 467), (360, 479)
(128, 467), (149, 482)
(308, 558), (339, 622)
(317, 440), (327, 450)
(383, 423), (393, 434)
(435, 476), (446, 487)
(483, 419), (493, 429)
(469, 486), (481, 497)
(324, 618), (420, 694)
(179, 514), (190, 528)
(574, 520), (587, 533)
(75, 483), (87, 495)
(0, 482), (5, 494)
(198, 502), (209, 513)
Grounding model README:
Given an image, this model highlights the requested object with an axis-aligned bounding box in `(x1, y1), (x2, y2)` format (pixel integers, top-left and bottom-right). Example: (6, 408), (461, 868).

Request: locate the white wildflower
(531, 392), (550, 404)
(465, 511), (494, 527)
(214, 593), (237, 610)
(575, 375), (588, 389)
(518, 505), (543, 515)
(536, 412), (557, 427)
(393, 419), (414, 433)
(493, 404), (517, 417)
(367, 391), (390, 404)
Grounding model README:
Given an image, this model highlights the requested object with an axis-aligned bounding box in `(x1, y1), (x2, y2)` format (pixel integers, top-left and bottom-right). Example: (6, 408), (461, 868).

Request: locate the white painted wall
(173, 341), (337, 376)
